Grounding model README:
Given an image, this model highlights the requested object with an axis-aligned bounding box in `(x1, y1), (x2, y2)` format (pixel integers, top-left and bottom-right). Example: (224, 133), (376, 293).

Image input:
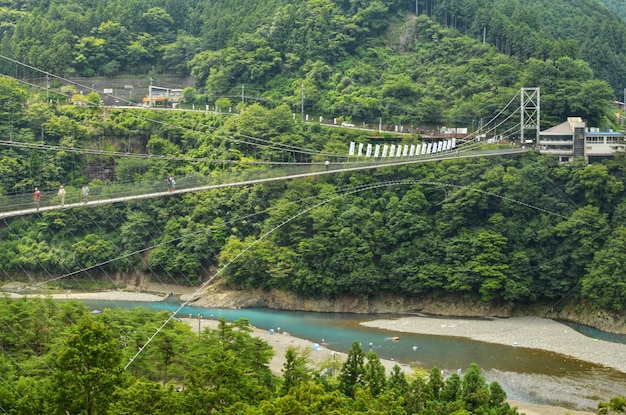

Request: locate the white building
(538, 117), (625, 163)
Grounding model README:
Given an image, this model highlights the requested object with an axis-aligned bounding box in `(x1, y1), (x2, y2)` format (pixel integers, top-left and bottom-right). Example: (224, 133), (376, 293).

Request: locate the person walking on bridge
(81, 184), (89, 203)
(166, 175), (176, 192)
(34, 187), (41, 211)
(58, 185), (66, 206)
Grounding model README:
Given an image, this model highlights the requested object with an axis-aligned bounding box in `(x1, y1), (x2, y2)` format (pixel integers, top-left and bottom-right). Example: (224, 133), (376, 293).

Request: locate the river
(80, 298), (626, 412)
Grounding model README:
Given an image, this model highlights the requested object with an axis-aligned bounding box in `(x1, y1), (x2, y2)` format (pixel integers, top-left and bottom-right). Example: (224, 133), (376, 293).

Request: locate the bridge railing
(0, 145), (522, 217)
(0, 162), (347, 215)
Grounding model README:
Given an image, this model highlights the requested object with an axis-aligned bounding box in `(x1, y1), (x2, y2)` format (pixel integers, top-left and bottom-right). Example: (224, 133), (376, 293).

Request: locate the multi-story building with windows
(538, 117), (625, 162)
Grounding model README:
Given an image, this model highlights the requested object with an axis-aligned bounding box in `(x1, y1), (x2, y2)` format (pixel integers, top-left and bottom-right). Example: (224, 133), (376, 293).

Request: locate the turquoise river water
(78, 298), (626, 412)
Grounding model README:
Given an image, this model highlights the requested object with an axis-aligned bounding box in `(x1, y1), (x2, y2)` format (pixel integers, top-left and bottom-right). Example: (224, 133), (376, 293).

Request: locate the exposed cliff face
(185, 284), (626, 334)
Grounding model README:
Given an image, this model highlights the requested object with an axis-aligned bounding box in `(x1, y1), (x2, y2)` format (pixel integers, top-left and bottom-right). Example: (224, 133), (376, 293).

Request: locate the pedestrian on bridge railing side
(166, 175), (176, 192)
(34, 187), (41, 211)
(58, 185), (66, 206)
(82, 184), (89, 203)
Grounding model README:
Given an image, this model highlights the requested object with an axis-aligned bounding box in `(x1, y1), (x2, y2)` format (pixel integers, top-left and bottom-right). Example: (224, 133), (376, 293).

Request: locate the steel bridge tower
(520, 87), (540, 148)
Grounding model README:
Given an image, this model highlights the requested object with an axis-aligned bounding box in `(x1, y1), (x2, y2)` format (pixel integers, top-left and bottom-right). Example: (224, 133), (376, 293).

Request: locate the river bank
(361, 315), (626, 375)
(5, 286), (610, 414)
(7, 285), (626, 375)
(189, 284), (626, 335)
(186, 317), (595, 415)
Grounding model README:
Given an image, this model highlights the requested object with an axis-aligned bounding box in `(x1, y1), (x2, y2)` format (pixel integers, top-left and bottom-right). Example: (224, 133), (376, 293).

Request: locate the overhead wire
(0, 53), (557, 380)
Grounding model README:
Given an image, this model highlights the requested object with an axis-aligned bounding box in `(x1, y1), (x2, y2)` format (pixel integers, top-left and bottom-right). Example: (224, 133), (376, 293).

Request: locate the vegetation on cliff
(1, 0), (626, 318)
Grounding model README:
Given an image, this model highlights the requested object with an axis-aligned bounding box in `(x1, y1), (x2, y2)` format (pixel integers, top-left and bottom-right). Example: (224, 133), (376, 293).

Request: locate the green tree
(386, 364), (409, 395)
(338, 341), (365, 398)
(428, 366), (444, 399)
(582, 226), (626, 311)
(108, 379), (183, 415)
(460, 363), (490, 412)
(51, 315), (126, 415)
(599, 396), (626, 415)
(363, 350), (386, 397)
(281, 346), (312, 395)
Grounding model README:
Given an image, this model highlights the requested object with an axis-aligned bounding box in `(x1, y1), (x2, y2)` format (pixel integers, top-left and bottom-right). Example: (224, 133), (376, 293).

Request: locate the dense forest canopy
(598, 0), (626, 21)
(0, 0), (624, 128)
(1, 72), (626, 315)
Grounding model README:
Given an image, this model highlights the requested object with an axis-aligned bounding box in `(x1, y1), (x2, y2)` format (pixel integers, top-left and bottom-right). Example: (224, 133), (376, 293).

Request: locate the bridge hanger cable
(121, 176), (585, 368)
(2, 56), (525, 174)
(0, 57), (348, 160)
(461, 90), (521, 141)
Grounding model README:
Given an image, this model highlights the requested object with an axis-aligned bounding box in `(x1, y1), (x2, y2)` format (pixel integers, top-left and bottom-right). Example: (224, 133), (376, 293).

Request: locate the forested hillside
(598, 0), (626, 21)
(1, 1), (626, 319)
(0, 0), (623, 128)
(1, 72), (626, 316)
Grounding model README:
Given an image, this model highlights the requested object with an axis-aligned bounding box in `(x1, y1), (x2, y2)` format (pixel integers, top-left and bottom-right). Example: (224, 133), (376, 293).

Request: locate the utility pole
(148, 77), (153, 107)
(301, 83), (305, 121)
(241, 84), (245, 104)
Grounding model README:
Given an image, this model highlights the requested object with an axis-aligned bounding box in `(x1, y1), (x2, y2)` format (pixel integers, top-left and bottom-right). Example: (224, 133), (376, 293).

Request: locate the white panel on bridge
(426, 142), (432, 153)
(349, 142), (356, 156)
(366, 143), (372, 157)
(358, 143), (364, 156)
(390, 144), (396, 157)
(382, 145), (388, 157)
(421, 144), (427, 155)
(409, 145), (416, 156)
(402, 145), (409, 157)
(374, 144), (380, 157)
(452, 138), (457, 148)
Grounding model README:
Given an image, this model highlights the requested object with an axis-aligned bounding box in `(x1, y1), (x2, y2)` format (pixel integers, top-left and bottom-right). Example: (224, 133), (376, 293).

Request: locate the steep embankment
(184, 281), (626, 334)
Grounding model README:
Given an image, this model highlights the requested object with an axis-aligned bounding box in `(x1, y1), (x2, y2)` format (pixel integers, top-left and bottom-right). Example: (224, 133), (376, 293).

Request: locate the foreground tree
(339, 341), (365, 398)
(50, 315), (126, 415)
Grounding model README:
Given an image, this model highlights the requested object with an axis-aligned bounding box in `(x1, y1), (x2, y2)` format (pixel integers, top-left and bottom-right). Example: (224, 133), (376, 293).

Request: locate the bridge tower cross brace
(520, 87), (540, 148)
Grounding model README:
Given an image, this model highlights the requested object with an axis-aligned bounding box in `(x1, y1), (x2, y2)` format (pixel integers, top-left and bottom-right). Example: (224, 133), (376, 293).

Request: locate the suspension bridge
(1, 55), (539, 219)
(0, 145), (528, 219)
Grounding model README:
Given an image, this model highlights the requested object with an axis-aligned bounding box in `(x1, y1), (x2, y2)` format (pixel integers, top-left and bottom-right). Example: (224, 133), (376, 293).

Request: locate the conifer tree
(338, 341), (365, 398)
(363, 350), (386, 397)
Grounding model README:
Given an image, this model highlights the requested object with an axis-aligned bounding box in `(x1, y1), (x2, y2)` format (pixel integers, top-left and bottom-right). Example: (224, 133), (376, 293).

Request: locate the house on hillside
(538, 117), (625, 163)
(142, 86), (183, 108)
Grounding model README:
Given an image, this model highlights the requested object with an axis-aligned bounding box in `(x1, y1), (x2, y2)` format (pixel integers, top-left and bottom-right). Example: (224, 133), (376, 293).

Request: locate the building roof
(540, 117), (586, 135)
(540, 121), (572, 135)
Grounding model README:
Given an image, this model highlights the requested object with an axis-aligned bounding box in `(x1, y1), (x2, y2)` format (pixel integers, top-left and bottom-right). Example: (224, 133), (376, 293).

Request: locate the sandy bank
(5, 290), (166, 302)
(4, 288), (601, 414)
(186, 318), (595, 415)
(361, 315), (626, 374)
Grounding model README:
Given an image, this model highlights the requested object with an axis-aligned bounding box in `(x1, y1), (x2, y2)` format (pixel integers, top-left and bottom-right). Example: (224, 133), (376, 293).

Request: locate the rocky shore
(361, 315), (626, 374)
(189, 285), (626, 335)
(7, 284), (617, 415)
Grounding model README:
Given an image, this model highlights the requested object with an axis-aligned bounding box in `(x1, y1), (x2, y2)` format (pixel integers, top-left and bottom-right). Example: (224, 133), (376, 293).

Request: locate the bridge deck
(0, 148), (528, 219)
